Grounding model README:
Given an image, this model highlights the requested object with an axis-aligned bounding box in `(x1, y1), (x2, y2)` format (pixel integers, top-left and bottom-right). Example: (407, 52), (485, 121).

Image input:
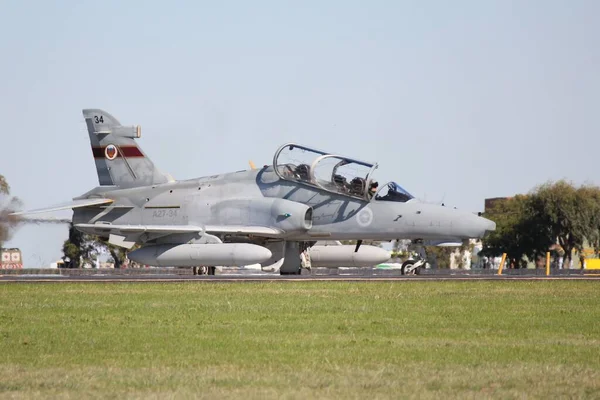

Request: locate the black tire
(280, 268), (301, 276)
(401, 260), (420, 275)
(208, 266), (216, 276)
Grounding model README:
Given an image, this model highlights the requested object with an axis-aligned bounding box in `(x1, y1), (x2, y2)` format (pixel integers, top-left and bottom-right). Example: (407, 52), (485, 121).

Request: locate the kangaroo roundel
(356, 208), (373, 227)
(105, 144), (118, 160)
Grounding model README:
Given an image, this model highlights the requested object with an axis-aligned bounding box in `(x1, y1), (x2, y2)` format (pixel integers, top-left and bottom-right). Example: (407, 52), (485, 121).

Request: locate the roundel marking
(105, 144), (118, 160)
(356, 207), (373, 227)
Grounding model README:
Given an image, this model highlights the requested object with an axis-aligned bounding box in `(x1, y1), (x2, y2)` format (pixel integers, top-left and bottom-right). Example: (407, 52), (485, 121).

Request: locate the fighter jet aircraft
(13, 109), (496, 275)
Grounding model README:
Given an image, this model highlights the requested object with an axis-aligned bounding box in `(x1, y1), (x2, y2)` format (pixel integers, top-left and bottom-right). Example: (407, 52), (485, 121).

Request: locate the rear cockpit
(273, 143), (380, 201)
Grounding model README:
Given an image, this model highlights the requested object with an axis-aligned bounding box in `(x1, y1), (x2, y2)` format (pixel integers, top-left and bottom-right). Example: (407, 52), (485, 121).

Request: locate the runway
(1, 273), (599, 283)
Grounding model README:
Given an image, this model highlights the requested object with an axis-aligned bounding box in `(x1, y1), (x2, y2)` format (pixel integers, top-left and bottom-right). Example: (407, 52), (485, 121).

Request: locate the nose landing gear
(401, 243), (428, 275)
(400, 258), (425, 275)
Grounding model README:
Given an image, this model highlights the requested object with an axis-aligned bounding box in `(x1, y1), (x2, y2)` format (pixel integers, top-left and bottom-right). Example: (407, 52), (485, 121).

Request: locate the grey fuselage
(73, 165), (495, 243)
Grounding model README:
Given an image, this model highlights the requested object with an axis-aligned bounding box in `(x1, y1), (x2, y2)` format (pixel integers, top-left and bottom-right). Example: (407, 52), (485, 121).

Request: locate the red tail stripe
(91, 146), (144, 159)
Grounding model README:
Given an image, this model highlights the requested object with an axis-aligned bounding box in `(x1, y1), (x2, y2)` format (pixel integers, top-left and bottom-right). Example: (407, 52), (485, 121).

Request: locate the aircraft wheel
(401, 260), (420, 275)
(192, 266), (198, 276)
(280, 269), (301, 275)
(199, 266), (209, 275)
(208, 266), (216, 276)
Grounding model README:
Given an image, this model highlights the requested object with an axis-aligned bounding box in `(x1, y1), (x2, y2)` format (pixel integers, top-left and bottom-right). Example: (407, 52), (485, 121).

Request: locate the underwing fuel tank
(127, 243), (273, 267)
(309, 245), (391, 268)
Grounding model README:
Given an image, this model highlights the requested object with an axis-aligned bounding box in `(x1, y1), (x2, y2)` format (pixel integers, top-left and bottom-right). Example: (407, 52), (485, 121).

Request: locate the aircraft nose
(452, 212), (496, 239)
(472, 214), (495, 238)
(482, 217), (496, 234)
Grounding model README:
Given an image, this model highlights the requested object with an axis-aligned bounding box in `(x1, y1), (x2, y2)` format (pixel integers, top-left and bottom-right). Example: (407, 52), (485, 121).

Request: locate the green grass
(0, 281), (599, 399)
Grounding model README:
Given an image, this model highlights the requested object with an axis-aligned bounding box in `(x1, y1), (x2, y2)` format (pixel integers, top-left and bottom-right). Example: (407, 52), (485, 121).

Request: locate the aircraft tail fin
(83, 109), (174, 188)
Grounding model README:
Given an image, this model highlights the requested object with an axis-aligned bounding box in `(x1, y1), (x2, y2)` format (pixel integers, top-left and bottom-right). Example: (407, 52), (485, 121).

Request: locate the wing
(204, 225), (283, 237)
(75, 223), (205, 235)
(10, 198), (114, 215)
(75, 223), (207, 250)
(75, 223), (282, 236)
(74, 223), (284, 249)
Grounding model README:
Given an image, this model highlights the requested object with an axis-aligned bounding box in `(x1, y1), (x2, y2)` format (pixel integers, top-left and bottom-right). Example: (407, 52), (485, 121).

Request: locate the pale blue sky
(1, 0), (598, 267)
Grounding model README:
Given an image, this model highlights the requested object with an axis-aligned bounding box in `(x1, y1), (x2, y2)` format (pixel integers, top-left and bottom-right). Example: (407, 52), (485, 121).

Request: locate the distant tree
(528, 180), (599, 265)
(391, 239), (410, 258)
(99, 239), (128, 268)
(482, 180), (600, 267)
(61, 223), (98, 268)
(0, 174), (21, 248)
(96, 238), (141, 268)
(0, 175), (8, 195)
(62, 223), (141, 268)
(422, 240), (473, 269)
(423, 246), (455, 269)
(582, 186), (600, 256)
(481, 194), (553, 267)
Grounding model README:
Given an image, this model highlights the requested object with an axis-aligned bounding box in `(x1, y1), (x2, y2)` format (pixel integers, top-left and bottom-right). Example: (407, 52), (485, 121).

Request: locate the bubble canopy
(273, 143), (380, 200)
(373, 182), (414, 203)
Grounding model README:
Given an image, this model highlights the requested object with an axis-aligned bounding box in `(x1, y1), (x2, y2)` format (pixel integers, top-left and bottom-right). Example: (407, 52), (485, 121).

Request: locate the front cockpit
(373, 182), (414, 203)
(273, 143), (415, 203)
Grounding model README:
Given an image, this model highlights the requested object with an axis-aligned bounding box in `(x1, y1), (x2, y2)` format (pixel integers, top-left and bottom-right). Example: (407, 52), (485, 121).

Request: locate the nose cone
(128, 246), (157, 265)
(452, 213), (496, 239)
(481, 217), (496, 234)
(353, 246), (392, 265)
(460, 214), (496, 239)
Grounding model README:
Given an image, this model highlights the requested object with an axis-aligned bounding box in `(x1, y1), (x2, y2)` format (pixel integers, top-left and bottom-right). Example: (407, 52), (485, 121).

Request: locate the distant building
(0, 248), (23, 269)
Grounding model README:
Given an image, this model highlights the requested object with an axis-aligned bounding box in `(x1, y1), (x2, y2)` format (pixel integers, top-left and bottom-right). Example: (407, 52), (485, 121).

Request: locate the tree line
(0, 175), (21, 248)
(481, 180), (600, 268)
(61, 223), (136, 268)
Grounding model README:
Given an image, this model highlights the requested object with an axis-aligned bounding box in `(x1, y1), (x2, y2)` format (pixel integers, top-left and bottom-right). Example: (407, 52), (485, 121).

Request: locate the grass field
(0, 281), (599, 399)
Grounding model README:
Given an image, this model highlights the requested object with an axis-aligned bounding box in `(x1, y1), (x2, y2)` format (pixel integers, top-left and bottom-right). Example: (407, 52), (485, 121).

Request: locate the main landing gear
(192, 266), (216, 276)
(278, 241), (312, 275)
